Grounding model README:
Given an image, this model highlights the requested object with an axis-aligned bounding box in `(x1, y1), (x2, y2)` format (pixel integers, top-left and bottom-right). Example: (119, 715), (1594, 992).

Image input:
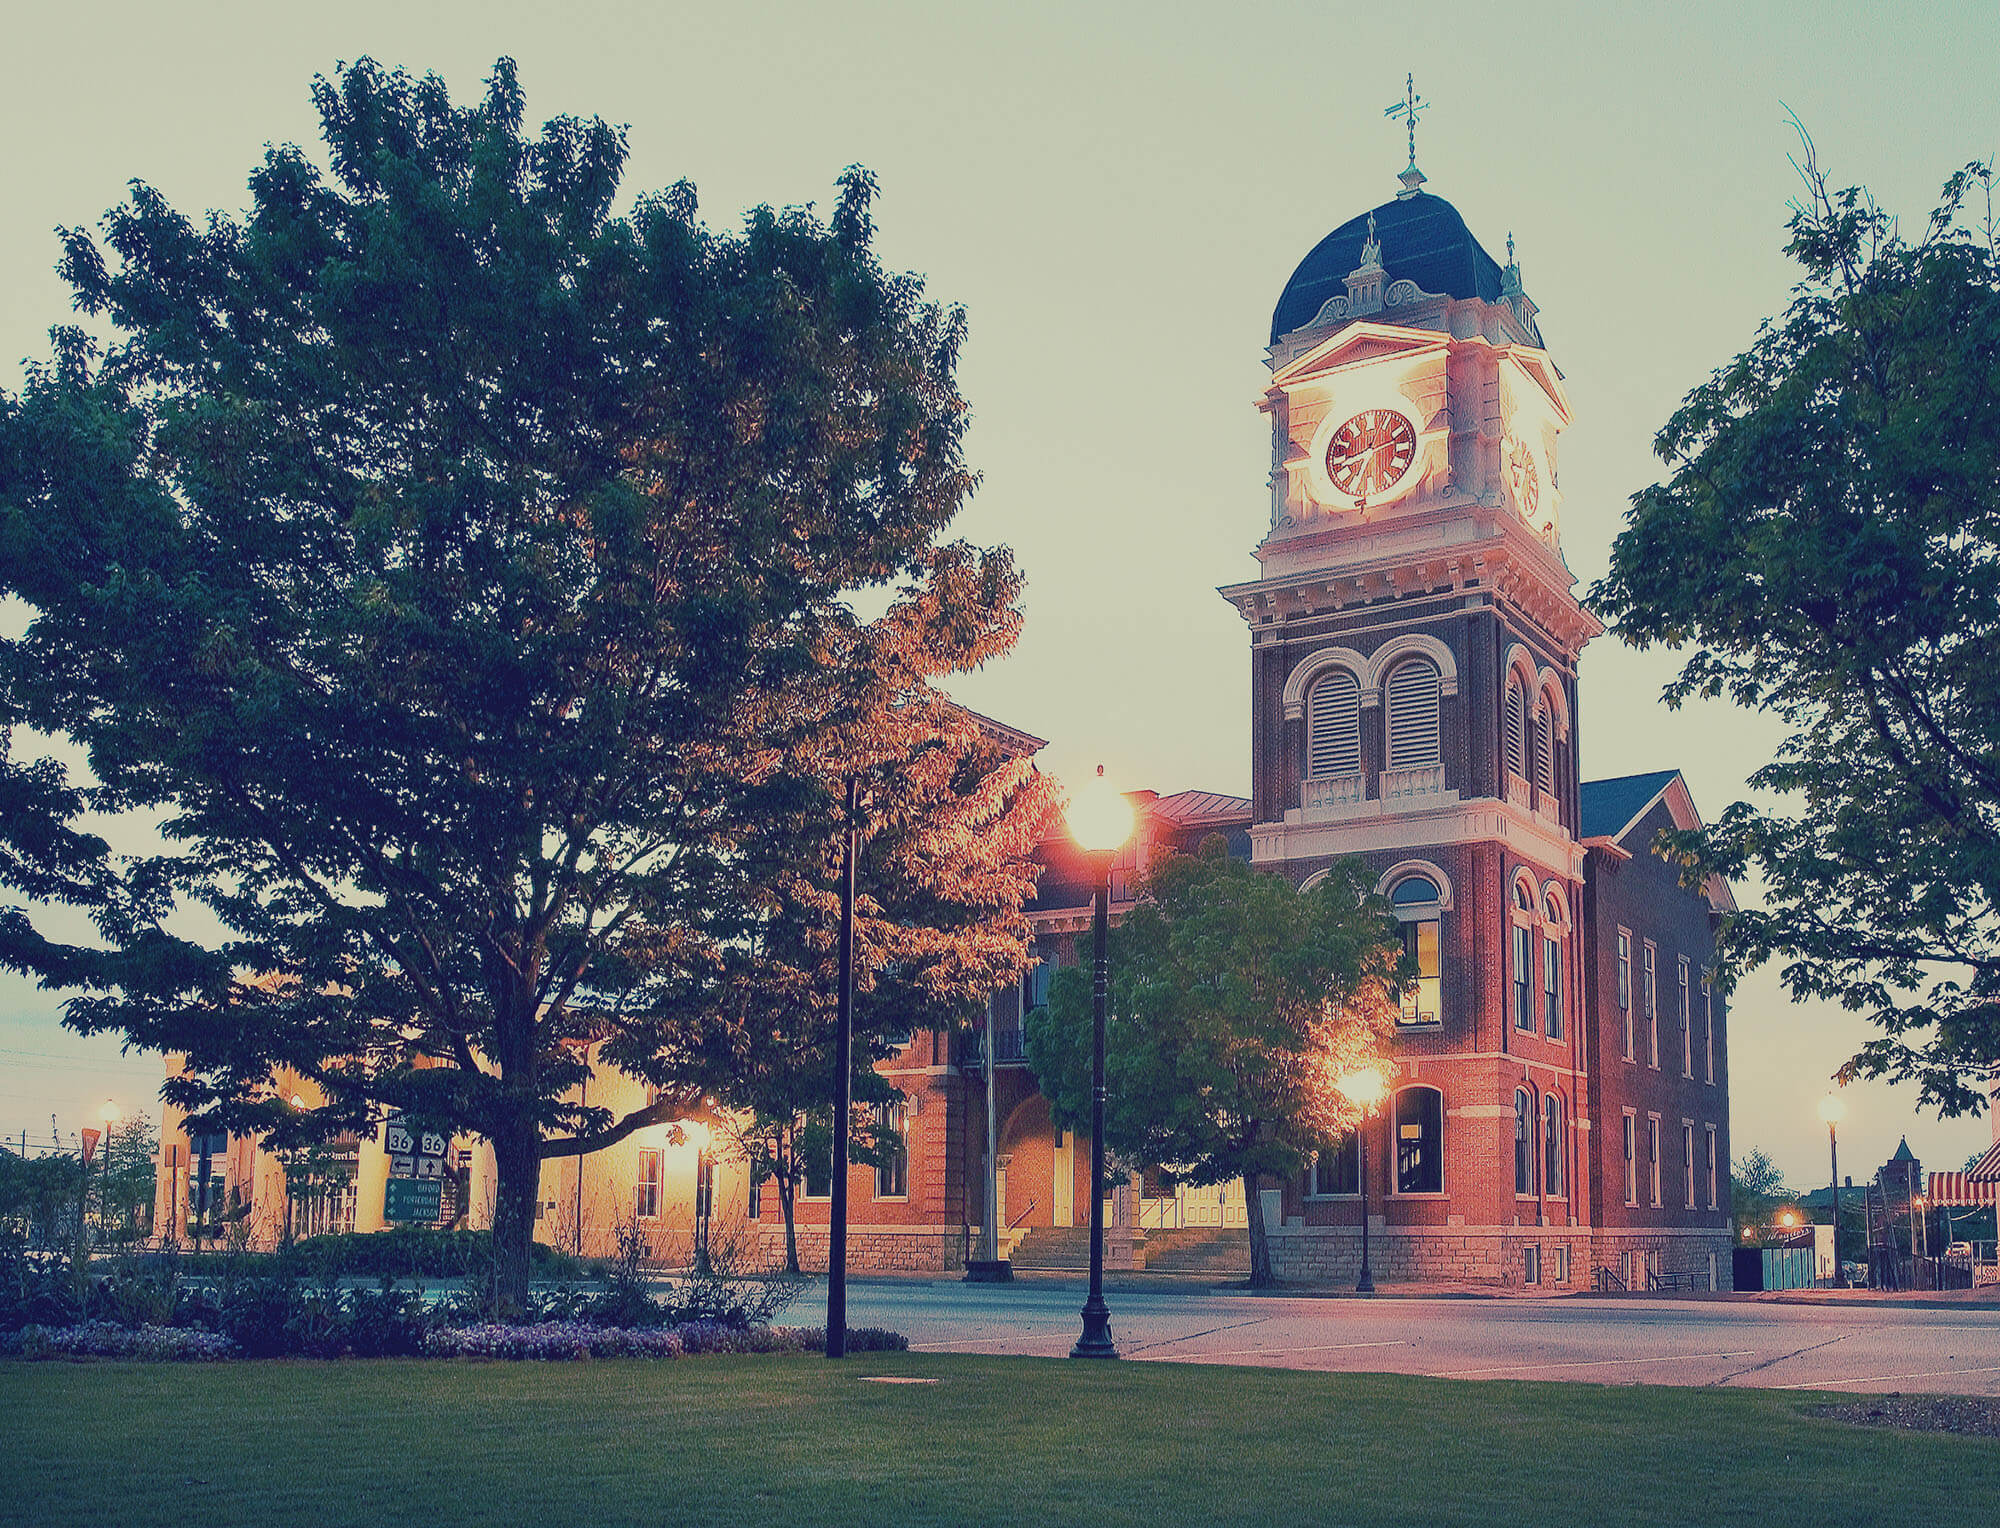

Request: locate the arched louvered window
(1384, 658), (1441, 769)
(1304, 669), (1362, 779)
(1535, 698), (1557, 795)
(1504, 675), (1527, 780)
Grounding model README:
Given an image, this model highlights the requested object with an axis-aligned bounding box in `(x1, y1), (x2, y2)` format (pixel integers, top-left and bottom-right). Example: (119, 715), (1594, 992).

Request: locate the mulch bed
(1814, 1393), (2000, 1438)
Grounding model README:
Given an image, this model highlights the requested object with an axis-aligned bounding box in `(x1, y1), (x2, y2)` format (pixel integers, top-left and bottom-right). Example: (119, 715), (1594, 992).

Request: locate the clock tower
(1221, 163), (1607, 1283)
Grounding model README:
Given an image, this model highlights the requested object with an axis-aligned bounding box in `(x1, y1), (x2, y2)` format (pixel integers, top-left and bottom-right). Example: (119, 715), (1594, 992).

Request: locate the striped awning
(1926, 1170), (2000, 1207)
(1969, 1140), (2000, 1182)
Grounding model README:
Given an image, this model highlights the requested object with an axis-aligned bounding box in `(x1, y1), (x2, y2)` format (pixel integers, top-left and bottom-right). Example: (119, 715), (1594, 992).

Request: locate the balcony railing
(1301, 772), (1365, 815)
(958, 1025), (1028, 1070)
(1381, 764), (1445, 803)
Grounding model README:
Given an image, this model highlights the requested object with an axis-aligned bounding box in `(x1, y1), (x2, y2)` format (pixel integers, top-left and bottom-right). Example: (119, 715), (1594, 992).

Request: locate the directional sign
(385, 1122), (414, 1156)
(384, 1177), (443, 1222)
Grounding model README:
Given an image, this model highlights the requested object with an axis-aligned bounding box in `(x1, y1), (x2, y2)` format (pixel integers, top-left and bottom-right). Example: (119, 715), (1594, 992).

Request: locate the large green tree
(1592, 144), (2000, 1117)
(0, 58), (1003, 1308)
(1024, 839), (1402, 1286)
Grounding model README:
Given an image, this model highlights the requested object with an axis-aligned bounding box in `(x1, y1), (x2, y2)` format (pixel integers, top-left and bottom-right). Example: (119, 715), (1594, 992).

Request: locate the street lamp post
(827, 773), (859, 1360)
(1818, 1092), (1845, 1287)
(98, 1101), (120, 1249)
(1067, 766), (1134, 1361)
(1337, 1069), (1386, 1295)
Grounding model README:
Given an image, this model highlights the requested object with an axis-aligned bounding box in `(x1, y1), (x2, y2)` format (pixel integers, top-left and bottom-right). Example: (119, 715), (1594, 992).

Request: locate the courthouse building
(156, 157), (1737, 1289)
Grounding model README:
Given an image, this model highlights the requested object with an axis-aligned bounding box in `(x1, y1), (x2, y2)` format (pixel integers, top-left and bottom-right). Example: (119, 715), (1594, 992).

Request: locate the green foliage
(1024, 839), (1403, 1284)
(1591, 140), (2000, 1115)
(0, 56), (1000, 1308)
(1730, 1148), (1796, 1240)
(0, 1150), (79, 1254)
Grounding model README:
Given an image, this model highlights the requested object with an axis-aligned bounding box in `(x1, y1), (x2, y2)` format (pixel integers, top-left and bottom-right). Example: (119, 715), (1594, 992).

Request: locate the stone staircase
(1136, 1227), (1251, 1276)
(1008, 1226), (1096, 1270)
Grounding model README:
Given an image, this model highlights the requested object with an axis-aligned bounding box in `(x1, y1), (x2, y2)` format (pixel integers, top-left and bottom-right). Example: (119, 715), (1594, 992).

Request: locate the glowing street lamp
(1818, 1091), (1846, 1286)
(1336, 1068), (1387, 1294)
(1067, 765), (1135, 1361)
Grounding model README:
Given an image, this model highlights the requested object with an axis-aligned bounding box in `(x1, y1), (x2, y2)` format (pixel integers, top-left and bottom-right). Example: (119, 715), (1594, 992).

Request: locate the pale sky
(3, 0), (1997, 1189)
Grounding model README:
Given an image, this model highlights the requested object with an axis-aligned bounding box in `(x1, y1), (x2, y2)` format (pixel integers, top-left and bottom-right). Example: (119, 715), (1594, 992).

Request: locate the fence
(1867, 1249), (1975, 1291)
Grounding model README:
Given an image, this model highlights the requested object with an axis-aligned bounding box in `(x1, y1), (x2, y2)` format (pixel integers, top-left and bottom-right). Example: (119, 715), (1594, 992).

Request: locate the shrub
(783, 1325), (911, 1353)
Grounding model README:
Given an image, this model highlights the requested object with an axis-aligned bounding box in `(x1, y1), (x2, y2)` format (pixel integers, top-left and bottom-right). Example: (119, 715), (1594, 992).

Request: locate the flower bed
(422, 1320), (909, 1360)
(6, 1317), (907, 1362)
(17, 1320), (240, 1361)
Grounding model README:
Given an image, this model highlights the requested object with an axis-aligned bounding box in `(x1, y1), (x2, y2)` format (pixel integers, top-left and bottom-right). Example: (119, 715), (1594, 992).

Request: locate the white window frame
(1682, 1120), (1697, 1210)
(1622, 1111), (1638, 1206)
(1616, 928), (1634, 1061)
(1543, 1093), (1565, 1200)
(1647, 1114), (1662, 1208)
(1704, 1124), (1718, 1210)
(1703, 979), (1715, 1084)
(1643, 942), (1659, 1069)
(635, 1146), (663, 1220)
(1678, 956), (1693, 1078)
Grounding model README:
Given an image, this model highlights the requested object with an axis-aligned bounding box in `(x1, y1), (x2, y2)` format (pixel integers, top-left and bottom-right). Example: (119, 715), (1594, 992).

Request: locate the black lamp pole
(1356, 1119), (1375, 1294)
(826, 774), (857, 1359)
(1827, 1118), (1842, 1288)
(1071, 853), (1118, 1360)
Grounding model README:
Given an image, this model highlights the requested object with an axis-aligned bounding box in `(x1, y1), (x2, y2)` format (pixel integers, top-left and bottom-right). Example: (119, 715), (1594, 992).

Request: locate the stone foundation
(755, 1224), (965, 1274)
(1267, 1223), (1734, 1290)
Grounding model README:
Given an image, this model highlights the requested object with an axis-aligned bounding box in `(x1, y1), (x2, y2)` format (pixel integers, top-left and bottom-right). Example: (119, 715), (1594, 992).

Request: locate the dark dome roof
(1270, 191), (1516, 345)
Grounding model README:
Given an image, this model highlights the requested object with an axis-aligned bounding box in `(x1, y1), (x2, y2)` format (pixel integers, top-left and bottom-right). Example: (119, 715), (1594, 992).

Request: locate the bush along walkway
(1, 1228), (897, 1361)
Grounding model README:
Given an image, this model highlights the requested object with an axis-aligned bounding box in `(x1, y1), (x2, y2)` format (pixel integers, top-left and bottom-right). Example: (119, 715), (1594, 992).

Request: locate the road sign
(384, 1177), (443, 1222)
(385, 1122), (414, 1156)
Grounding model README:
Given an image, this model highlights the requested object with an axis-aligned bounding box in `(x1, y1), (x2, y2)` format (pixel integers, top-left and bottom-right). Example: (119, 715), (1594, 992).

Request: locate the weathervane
(1384, 73), (1429, 198)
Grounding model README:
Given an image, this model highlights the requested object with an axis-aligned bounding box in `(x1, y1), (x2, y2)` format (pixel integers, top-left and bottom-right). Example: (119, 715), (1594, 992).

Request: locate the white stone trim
(1253, 798), (1586, 879)
(1281, 645), (1372, 721)
(1374, 858), (1454, 912)
(1369, 632), (1459, 695)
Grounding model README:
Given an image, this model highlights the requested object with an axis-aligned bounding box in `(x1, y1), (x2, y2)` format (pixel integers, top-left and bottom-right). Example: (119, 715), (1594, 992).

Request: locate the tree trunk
(1243, 1170), (1274, 1288)
(490, 1117), (542, 1317)
(778, 1173), (800, 1275)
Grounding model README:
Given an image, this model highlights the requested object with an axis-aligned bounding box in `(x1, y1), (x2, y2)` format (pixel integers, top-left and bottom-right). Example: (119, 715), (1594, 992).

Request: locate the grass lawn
(2, 1353), (1994, 1528)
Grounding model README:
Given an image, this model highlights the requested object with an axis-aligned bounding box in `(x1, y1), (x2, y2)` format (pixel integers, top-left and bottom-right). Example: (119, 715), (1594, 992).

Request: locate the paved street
(838, 1278), (2000, 1396)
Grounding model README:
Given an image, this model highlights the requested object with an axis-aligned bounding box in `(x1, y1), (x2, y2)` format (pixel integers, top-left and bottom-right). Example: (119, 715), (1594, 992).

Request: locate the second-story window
(1534, 697), (1557, 797)
(1385, 657), (1442, 770)
(1511, 879), (1535, 1033)
(1391, 874), (1443, 1026)
(1617, 930), (1634, 1060)
(1644, 943), (1659, 1068)
(1679, 957), (1693, 1077)
(1305, 669), (1362, 779)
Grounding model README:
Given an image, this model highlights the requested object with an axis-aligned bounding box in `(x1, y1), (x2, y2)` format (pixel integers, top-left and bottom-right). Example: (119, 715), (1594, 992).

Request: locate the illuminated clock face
(1324, 409), (1418, 501)
(1504, 436), (1536, 520)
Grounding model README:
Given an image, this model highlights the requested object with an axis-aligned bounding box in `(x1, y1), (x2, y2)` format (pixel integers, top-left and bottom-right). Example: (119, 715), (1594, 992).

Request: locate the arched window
(1394, 1086), (1443, 1194)
(1511, 880), (1536, 1034)
(1534, 697), (1557, 796)
(1504, 674), (1528, 781)
(1514, 1088), (1535, 1195)
(1305, 668), (1362, 779)
(1542, 913), (1564, 1040)
(1385, 657), (1442, 769)
(1543, 1095), (1565, 1198)
(1391, 875), (1442, 1027)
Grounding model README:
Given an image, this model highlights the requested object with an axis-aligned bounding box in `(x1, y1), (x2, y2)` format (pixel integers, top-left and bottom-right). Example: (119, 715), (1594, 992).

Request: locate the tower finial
(1384, 72), (1429, 198)
(1359, 209), (1382, 269)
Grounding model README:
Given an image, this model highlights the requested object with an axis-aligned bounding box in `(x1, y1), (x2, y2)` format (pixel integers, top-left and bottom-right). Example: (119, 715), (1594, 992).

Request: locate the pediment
(1269, 322), (1450, 392)
(1498, 344), (1571, 423)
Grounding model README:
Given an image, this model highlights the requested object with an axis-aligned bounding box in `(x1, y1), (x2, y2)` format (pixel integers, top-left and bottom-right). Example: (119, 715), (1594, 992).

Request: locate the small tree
(1025, 839), (1403, 1287)
(1591, 140), (2000, 1116)
(1730, 1147), (1793, 1240)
